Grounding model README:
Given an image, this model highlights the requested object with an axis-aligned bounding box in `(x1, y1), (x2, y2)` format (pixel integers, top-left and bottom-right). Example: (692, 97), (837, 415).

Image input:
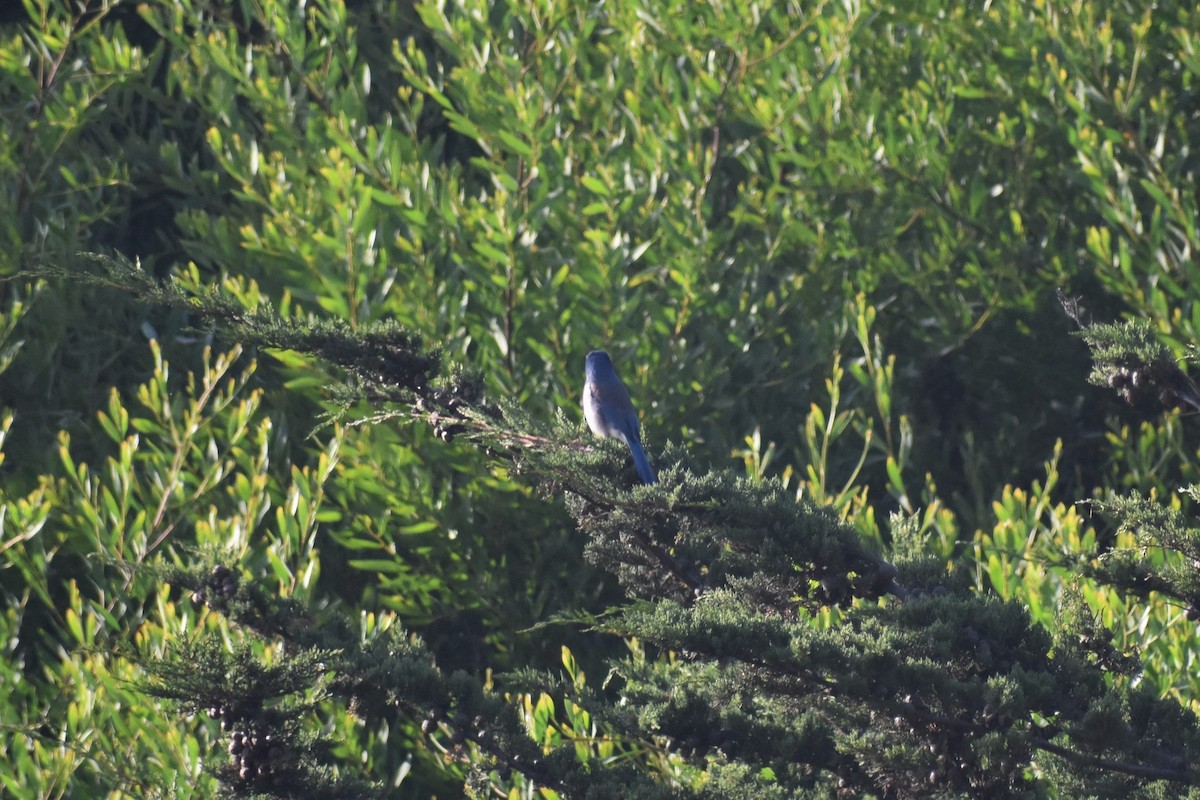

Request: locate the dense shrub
(3, 0), (1200, 797)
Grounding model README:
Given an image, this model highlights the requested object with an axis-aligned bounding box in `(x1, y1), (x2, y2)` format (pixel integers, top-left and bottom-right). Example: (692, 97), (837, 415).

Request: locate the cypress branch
(1072, 316), (1200, 412)
(86, 270), (1200, 796)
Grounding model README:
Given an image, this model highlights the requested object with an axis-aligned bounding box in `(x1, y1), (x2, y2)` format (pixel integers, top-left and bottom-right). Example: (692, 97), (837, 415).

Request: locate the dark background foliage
(2, 0), (1200, 796)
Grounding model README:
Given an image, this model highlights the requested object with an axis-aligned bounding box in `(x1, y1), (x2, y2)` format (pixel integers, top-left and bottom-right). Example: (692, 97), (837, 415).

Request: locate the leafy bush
(4, 0), (1200, 797)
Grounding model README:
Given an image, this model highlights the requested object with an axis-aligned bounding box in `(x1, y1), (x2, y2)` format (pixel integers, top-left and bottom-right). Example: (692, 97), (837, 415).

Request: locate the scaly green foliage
(5, 0), (1200, 797)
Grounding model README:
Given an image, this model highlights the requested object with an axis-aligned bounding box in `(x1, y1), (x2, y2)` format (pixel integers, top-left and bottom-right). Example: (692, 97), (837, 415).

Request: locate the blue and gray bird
(583, 350), (656, 484)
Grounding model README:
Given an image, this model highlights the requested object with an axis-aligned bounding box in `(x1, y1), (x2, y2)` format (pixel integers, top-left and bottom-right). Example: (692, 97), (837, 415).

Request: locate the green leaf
(581, 175), (611, 196)
(496, 129), (532, 158)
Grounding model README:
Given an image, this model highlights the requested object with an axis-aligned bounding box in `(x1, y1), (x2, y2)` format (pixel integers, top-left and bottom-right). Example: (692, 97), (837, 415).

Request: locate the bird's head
(585, 349), (614, 380)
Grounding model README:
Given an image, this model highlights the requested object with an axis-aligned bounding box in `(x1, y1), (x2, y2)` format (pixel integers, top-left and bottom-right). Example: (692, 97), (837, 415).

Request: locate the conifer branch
(154, 560), (692, 799)
(1062, 293), (1200, 413)
(56, 262), (1200, 796)
(1030, 736), (1194, 783)
(1083, 492), (1200, 618)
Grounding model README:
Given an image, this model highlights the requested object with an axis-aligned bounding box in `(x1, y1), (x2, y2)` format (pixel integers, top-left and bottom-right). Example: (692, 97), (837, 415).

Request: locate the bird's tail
(627, 439), (657, 484)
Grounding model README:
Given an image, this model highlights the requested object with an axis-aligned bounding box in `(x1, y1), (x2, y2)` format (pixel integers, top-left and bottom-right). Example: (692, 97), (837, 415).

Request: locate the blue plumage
(583, 350), (656, 484)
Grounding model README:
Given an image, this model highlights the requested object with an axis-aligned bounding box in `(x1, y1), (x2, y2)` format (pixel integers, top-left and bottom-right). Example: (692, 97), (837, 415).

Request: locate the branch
(1030, 736), (1196, 784)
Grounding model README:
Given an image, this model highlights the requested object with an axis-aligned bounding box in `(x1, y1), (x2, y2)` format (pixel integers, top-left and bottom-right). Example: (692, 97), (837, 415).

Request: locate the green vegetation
(3, 0), (1200, 797)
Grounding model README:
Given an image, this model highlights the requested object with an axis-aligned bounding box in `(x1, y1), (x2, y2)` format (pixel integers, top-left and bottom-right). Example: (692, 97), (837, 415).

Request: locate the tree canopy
(3, 0), (1200, 798)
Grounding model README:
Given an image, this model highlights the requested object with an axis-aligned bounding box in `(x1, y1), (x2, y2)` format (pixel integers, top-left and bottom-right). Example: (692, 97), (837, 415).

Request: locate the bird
(582, 349), (656, 484)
